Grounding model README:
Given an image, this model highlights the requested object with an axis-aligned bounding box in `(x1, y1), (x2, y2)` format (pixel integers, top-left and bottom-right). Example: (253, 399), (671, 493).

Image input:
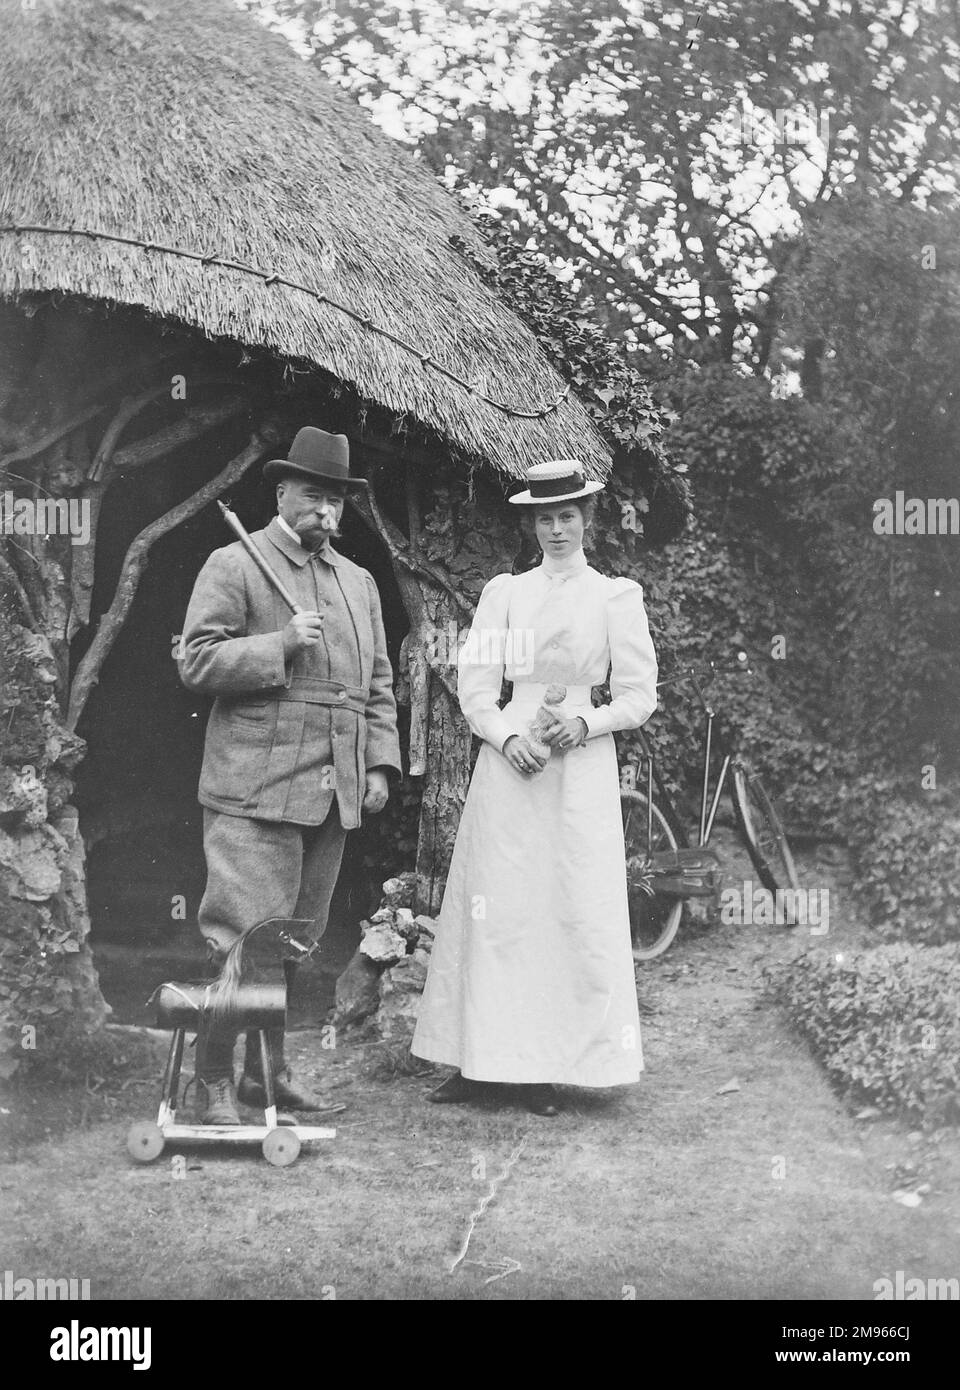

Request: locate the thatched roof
(0, 0), (620, 481)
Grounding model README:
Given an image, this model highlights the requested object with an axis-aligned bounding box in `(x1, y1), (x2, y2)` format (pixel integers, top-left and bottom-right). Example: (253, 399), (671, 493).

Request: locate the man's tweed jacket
(180, 517), (401, 829)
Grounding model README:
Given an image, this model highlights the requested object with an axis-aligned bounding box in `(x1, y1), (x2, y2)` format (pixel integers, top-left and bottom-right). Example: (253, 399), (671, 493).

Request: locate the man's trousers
(198, 806), (348, 957)
(196, 806), (348, 1082)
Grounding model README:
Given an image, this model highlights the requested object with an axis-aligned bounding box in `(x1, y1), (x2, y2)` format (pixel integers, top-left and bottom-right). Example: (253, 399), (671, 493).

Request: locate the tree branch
(66, 389), (252, 638)
(0, 401), (109, 479)
(87, 376), (248, 481)
(106, 395), (249, 474)
(66, 425), (279, 731)
(0, 349), (183, 471)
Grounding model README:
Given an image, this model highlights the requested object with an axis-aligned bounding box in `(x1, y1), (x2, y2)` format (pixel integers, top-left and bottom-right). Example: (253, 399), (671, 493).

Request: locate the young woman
(411, 460), (659, 1116)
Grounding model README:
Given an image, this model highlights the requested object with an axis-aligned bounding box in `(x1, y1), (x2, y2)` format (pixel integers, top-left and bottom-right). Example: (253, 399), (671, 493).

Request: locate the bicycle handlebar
(655, 653), (753, 690)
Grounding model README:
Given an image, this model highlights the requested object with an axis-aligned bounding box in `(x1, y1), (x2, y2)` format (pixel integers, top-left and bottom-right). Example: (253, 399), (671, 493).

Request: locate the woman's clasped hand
(540, 714), (588, 750)
(504, 714), (586, 773)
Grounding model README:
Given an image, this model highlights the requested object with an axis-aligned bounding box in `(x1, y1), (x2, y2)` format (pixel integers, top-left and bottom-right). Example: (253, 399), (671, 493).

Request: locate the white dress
(411, 546), (659, 1086)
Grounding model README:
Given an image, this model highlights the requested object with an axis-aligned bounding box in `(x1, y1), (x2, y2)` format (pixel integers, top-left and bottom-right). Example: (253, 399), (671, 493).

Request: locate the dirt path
(2, 829), (958, 1300)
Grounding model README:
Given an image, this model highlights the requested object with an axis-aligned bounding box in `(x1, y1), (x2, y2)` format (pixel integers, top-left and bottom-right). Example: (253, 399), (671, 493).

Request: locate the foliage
(778, 195), (960, 770)
(647, 193), (960, 782)
(0, 617), (50, 768)
(465, 214), (690, 542)
(595, 506), (844, 831)
(770, 943), (960, 1126)
(0, 1018), (157, 1087)
(657, 362), (828, 523)
(280, 0), (960, 367)
(0, 900), (78, 1080)
(840, 777), (960, 947)
(0, 610), (103, 1078)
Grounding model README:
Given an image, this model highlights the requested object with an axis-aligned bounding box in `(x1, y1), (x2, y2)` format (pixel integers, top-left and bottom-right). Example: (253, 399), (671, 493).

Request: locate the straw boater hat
(508, 459), (606, 505)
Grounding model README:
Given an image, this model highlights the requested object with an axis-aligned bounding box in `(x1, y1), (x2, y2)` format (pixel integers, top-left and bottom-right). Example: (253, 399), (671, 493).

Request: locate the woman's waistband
(506, 681), (594, 707)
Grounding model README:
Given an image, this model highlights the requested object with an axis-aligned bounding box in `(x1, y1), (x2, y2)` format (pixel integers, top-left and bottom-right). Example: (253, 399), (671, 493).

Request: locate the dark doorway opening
(73, 426), (410, 1024)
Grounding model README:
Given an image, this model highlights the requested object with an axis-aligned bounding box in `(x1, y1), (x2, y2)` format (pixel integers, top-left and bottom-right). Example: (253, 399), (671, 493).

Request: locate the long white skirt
(411, 710), (643, 1086)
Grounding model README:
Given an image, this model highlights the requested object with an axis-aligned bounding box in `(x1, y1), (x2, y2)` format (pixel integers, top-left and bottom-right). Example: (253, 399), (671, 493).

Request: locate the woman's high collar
(540, 545), (589, 578)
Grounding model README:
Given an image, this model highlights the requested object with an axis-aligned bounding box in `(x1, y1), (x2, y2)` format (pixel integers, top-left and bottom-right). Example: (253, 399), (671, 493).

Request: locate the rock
(377, 970), (422, 1040)
(359, 921), (407, 966)
(0, 823), (65, 900)
(394, 907), (418, 941)
(891, 1190), (923, 1208)
(0, 765), (47, 825)
(376, 994), (420, 1041)
(331, 950), (382, 1026)
(385, 953), (429, 993)
(370, 940), (432, 1041)
(20, 630), (58, 684)
(414, 914), (436, 940)
(381, 872), (416, 909)
(368, 906), (395, 925)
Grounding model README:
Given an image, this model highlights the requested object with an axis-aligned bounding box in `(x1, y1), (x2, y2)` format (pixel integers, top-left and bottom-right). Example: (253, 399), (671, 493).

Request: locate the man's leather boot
(196, 1026), (240, 1125)
(237, 1027), (329, 1110)
(237, 960), (331, 1111)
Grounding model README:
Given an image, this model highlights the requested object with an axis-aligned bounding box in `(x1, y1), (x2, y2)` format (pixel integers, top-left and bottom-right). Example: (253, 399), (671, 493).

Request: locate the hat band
(528, 471), (584, 497)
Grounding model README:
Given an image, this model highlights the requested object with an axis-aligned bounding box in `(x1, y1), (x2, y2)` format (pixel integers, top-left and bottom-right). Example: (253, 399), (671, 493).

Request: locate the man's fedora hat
(508, 459), (605, 505)
(263, 426), (368, 490)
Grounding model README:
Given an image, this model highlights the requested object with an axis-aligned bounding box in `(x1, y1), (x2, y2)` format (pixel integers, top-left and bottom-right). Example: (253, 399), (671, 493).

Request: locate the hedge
(770, 943), (960, 1126)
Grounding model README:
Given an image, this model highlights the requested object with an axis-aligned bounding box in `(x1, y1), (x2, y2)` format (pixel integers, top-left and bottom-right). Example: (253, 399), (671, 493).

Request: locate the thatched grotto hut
(0, 0), (681, 1067)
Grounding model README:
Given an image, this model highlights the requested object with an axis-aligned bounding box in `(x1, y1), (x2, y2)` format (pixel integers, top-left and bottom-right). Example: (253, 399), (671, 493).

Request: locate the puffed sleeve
(456, 572), (518, 751)
(580, 578), (658, 738)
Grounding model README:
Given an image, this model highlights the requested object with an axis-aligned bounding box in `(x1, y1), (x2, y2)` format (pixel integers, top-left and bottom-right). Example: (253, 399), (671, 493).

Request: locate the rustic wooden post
(348, 466), (476, 913)
(413, 585), (472, 914)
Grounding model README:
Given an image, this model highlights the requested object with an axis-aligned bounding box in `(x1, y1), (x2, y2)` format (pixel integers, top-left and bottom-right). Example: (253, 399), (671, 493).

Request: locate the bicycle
(620, 658), (800, 960)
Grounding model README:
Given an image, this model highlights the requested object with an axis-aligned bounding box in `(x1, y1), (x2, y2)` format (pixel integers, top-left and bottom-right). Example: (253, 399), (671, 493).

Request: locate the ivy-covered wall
(0, 618), (107, 1078)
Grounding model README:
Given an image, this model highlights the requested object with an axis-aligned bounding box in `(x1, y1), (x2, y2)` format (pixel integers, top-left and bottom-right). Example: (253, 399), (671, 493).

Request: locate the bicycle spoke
(621, 789), (684, 959)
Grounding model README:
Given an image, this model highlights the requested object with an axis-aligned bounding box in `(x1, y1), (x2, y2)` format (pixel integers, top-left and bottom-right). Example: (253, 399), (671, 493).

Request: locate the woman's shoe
(427, 1071), (483, 1104)
(524, 1084), (560, 1117)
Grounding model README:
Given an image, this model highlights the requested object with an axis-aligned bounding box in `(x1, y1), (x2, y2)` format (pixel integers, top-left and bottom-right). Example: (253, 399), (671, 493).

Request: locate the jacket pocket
(232, 700), (269, 721)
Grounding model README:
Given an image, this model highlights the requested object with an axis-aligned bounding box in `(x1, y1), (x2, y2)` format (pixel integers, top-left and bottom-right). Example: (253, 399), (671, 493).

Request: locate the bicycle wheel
(620, 788), (684, 960)
(731, 762), (800, 897)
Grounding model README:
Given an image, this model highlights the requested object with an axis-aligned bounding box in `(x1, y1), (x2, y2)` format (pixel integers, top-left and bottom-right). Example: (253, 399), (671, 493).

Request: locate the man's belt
(273, 678), (369, 713)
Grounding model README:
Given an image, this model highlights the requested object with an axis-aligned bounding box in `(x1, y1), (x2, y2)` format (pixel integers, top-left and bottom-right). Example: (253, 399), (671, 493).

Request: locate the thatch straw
(0, 0), (617, 481)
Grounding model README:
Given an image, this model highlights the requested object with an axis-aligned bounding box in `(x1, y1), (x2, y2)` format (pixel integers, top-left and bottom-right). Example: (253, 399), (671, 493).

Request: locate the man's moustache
(299, 521), (341, 541)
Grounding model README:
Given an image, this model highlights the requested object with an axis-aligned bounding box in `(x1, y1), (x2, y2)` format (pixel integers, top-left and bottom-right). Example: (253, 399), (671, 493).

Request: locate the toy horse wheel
(127, 1121), (165, 1163)
(262, 1127), (301, 1167)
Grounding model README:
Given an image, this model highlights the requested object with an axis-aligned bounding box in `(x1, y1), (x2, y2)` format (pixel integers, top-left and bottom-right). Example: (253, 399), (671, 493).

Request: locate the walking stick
(217, 500), (304, 615)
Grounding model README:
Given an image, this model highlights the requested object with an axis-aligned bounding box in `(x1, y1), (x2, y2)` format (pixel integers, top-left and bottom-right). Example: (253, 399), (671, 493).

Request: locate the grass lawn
(2, 830), (958, 1300)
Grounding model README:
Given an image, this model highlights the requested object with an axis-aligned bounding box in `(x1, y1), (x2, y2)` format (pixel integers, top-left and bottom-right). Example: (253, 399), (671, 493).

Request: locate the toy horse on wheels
(127, 918), (339, 1167)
